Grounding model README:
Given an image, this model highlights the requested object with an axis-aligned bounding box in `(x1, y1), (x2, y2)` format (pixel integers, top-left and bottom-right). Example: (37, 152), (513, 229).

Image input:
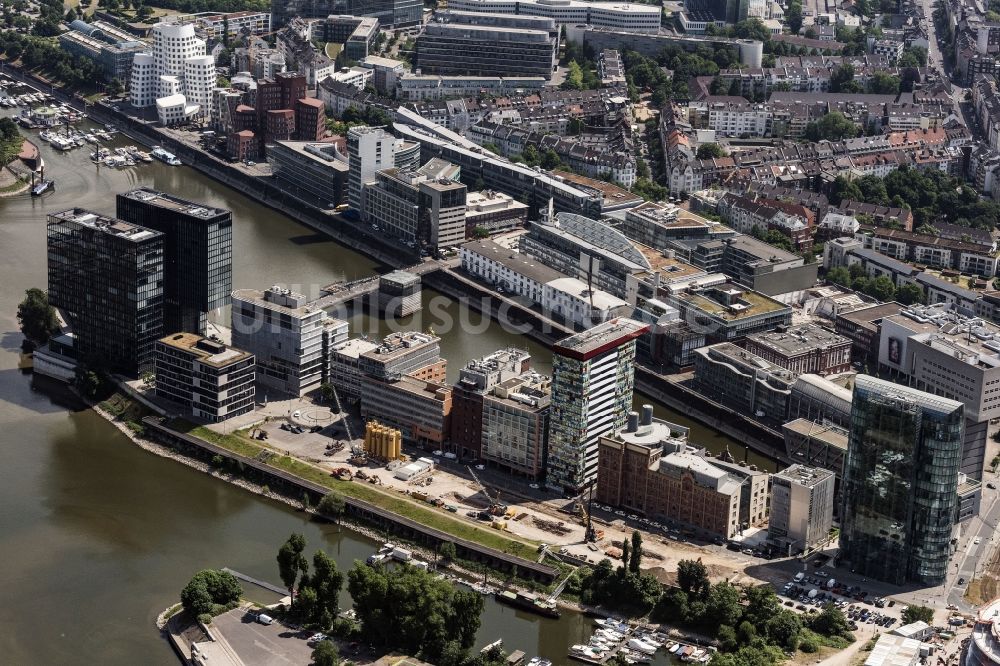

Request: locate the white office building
(231, 286), (349, 397)
(347, 126), (399, 214)
(769, 464), (835, 555)
(130, 20), (216, 125)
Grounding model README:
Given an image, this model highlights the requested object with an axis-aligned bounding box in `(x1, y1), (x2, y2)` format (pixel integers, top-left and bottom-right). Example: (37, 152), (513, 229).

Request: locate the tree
(17, 288), (59, 343)
(107, 78), (125, 97)
(696, 143), (726, 159)
(896, 283), (924, 306)
(805, 111), (858, 141)
(829, 175), (863, 205)
(677, 559), (710, 598)
(621, 538), (631, 569)
(277, 533), (308, 606)
(786, 0), (803, 34)
(347, 561), (484, 662)
(766, 610), (803, 650)
(472, 225), (490, 239)
(827, 266), (851, 288)
(867, 72), (900, 94)
(180, 569), (243, 617)
(866, 275), (896, 302)
(563, 60), (584, 90)
(811, 605), (849, 637)
(317, 492), (346, 522)
(440, 541), (457, 562)
(629, 531), (643, 573)
(705, 582), (743, 628)
(311, 639), (340, 666)
(902, 605), (934, 624)
(310, 550), (344, 622)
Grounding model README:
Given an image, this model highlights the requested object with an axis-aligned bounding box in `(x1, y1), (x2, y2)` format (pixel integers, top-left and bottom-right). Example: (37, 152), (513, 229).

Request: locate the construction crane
(467, 466), (507, 516)
(327, 383), (356, 447)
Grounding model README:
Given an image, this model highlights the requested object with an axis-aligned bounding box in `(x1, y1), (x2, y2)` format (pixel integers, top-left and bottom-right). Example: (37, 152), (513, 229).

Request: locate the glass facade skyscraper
(116, 189), (232, 336)
(46, 209), (164, 377)
(840, 375), (963, 586)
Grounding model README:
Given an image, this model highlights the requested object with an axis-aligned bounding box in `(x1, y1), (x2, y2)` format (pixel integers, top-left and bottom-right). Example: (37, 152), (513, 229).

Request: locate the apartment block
(451, 348), (532, 459)
(482, 372), (552, 479)
(744, 324), (852, 376)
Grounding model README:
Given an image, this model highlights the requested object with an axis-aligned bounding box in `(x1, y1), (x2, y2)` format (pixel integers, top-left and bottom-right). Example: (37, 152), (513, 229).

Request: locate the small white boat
(627, 639), (657, 656)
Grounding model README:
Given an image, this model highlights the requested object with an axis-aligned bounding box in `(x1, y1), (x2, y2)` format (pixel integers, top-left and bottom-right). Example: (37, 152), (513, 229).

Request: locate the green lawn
(169, 420), (539, 561)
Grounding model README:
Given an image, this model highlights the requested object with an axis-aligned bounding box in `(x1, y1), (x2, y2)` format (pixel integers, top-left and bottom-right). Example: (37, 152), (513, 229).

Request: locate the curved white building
(446, 0), (662, 32)
(967, 598), (1000, 666)
(130, 21), (214, 125)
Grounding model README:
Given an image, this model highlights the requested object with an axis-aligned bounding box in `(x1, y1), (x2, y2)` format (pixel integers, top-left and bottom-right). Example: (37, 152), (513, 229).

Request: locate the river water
(0, 120), (754, 664)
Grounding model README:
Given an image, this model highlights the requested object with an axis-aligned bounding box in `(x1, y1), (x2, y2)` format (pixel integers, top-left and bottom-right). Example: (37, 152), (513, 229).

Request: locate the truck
(794, 572), (805, 582)
(391, 546), (413, 562)
(827, 578), (837, 590)
(807, 589), (819, 599)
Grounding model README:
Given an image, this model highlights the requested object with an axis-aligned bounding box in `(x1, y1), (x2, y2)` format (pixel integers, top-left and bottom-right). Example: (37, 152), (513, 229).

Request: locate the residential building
(361, 55), (405, 95)
(840, 375), (963, 586)
(596, 409), (746, 539)
(415, 12), (559, 79)
(130, 20), (215, 125)
(227, 129), (257, 162)
(744, 324), (852, 375)
(546, 318), (648, 492)
(267, 140), (350, 209)
(692, 342), (794, 425)
(769, 464), (836, 555)
(598, 49), (626, 87)
(313, 16), (381, 62)
(46, 209), (164, 377)
(481, 371), (552, 479)
(447, 0), (661, 31)
(116, 189), (232, 336)
(58, 31), (146, 84)
(193, 10), (271, 38)
(231, 286), (348, 397)
(397, 74), (547, 101)
(154, 332), (255, 422)
(450, 348), (532, 459)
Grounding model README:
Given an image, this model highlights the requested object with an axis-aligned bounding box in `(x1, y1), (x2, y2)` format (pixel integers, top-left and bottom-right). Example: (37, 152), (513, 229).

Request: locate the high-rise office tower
(546, 318), (648, 493)
(46, 209), (164, 377)
(840, 375), (964, 586)
(116, 189), (232, 336)
(347, 126), (397, 214)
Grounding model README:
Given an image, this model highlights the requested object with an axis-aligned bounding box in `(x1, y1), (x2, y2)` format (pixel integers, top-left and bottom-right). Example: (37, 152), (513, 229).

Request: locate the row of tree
(829, 168), (1000, 230)
(0, 32), (103, 90)
(826, 265), (924, 305)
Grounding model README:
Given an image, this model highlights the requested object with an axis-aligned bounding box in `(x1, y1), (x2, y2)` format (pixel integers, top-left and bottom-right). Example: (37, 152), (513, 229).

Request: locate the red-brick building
(227, 129), (257, 162)
(266, 109), (295, 142)
(295, 97), (326, 141)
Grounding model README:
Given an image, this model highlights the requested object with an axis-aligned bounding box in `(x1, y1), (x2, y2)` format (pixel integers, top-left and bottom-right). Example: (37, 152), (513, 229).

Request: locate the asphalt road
(212, 608), (316, 666)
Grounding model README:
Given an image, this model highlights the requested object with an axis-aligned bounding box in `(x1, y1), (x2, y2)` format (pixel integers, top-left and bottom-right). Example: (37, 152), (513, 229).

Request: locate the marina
(569, 618), (712, 665)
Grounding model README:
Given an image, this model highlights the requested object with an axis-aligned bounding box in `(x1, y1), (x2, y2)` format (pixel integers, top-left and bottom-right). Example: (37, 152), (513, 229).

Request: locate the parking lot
(778, 573), (905, 627)
(212, 608), (316, 666)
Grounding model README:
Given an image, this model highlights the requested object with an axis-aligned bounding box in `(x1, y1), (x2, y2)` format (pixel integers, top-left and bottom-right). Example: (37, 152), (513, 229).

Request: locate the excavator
(467, 466), (508, 518)
(574, 480), (601, 542)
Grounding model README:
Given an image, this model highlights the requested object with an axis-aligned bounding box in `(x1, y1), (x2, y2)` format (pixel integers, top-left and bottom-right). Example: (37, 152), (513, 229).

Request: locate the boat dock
(568, 618), (711, 665)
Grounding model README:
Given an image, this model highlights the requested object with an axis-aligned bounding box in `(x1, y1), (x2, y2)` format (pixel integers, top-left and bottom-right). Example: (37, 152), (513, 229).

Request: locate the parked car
(257, 613), (274, 625)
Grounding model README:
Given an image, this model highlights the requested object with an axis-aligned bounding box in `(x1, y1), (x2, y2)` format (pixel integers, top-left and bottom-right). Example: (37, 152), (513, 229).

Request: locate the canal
(0, 120), (752, 664)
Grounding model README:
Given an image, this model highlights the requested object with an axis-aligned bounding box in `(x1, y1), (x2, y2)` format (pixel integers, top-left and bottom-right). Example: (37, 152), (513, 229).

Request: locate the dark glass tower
(116, 188), (232, 336)
(46, 209), (164, 377)
(840, 375), (963, 586)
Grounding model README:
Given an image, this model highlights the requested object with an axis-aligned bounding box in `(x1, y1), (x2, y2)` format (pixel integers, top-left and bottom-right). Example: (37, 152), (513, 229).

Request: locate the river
(0, 118), (754, 664)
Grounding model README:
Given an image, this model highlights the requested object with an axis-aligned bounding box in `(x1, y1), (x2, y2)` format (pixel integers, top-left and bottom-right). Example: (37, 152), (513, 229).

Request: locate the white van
(794, 572), (805, 582)
(257, 613), (274, 625)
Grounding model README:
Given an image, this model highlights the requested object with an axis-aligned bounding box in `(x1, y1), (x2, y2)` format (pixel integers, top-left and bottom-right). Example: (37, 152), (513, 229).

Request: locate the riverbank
(0, 164), (28, 197)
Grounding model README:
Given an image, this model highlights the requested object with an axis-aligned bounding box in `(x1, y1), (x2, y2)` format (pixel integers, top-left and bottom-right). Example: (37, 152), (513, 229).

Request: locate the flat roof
(463, 239), (563, 284)
(553, 317), (649, 360)
(119, 188), (229, 220)
(747, 324), (850, 357)
(673, 285), (788, 321)
(552, 169), (643, 206)
(331, 337), (379, 359)
(48, 208), (162, 243)
(773, 463), (835, 487)
(157, 332), (253, 368)
(362, 332), (440, 364)
(782, 419), (849, 451)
